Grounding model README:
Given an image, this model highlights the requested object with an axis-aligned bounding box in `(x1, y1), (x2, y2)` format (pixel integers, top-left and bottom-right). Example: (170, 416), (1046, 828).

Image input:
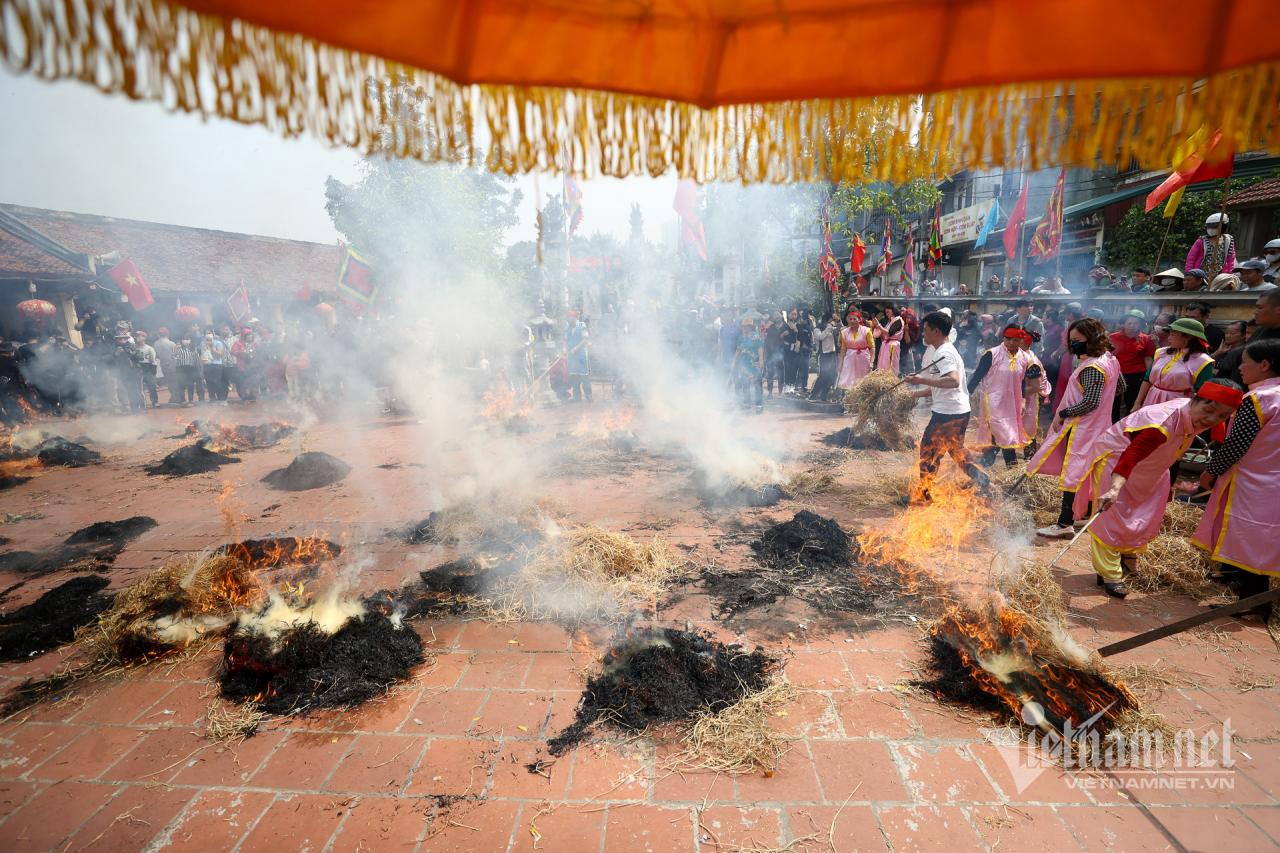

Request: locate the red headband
(1196, 382), (1245, 408)
(1003, 328), (1032, 342)
(846, 312), (863, 323)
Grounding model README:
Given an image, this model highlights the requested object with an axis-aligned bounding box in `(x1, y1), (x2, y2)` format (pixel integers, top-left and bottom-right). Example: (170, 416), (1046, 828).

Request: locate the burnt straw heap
(548, 628), (776, 756)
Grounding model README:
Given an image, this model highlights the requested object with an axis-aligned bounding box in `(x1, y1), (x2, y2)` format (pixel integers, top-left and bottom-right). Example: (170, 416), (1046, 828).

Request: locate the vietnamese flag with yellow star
(105, 258), (154, 309)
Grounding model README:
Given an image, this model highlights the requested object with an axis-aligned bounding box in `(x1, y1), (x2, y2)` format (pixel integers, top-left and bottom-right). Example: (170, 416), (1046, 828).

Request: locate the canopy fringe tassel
(2, 0), (1277, 183)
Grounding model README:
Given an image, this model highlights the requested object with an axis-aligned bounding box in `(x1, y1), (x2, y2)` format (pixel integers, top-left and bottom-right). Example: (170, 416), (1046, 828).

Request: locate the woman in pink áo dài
(1016, 330), (1053, 458)
(967, 325), (1036, 468)
(1027, 317), (1123, 539)
(836, 309), (875, 391)
(1076, 382), (1242, 598)
(1132, 317), (1215, 408)
(873, 305), (904, 375)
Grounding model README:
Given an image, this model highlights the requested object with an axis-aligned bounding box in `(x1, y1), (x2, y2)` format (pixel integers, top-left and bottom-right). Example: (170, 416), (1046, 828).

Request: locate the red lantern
(17, 299), (58, 323)
(175, 305), (202, 322)
(313, 302), (334, 318)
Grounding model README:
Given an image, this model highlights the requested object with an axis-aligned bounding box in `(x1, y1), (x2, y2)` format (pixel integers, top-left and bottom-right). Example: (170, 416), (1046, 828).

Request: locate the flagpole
(1153, 214), (1176, 272)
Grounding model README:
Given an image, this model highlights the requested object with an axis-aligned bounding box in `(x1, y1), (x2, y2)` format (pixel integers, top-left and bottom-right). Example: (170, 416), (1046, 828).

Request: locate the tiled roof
(0, 205), (340, 295)
(1225, 177), (1280, 208)
(0, 225), (87, 279)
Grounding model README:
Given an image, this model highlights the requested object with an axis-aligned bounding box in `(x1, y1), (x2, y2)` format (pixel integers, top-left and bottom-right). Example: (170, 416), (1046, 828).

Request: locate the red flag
(1028, 168), (1066, 262)
(874, 217), (893, 276)
(903, 229), (915, 283)
(226, 285), (250, 323)
(673, 180), (708, 260)
(105, 258), (154, 310)
(1144, 130), (1234, 212)
(1003, 178), (1029, 260)
(850, 232), (866, 273)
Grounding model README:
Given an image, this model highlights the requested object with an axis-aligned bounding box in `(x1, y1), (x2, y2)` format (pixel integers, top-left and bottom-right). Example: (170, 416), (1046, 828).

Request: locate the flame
(15, 397), (37, 420)
(482, 382), (533, 421)
(573, 407), (637, 440)
(217, 481), (244, 534)
(858, 479), (993, 572)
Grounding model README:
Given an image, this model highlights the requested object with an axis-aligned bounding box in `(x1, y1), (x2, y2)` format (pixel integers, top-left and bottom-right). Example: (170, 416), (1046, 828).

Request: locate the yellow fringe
(3, 0), (1278, 183)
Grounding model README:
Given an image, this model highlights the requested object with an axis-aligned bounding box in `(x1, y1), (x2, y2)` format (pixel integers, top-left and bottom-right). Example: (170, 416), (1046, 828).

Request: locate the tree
(325, 157), (522, 288)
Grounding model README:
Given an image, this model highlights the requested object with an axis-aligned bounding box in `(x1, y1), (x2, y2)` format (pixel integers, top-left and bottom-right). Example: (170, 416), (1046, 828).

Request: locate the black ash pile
(694, 511), (942, 624)
(0, 576), (114, 662)
(0, 516), (157, 576)
(376, 557), (524, 620)
(35, 437), (101, 467)
(184, 420), (296, 450)
(146, 444), (240, 476)
(818, 427), (895, 451)
(914, 606), (1137, 735)
(220, 610), (425, 715)
(262, 452), (351, 491)
(547, 628), (776, 755)
(693, 472), (787, 509)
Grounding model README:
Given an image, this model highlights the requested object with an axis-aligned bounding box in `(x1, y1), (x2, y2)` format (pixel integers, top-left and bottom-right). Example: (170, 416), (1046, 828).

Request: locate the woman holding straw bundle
(836, 309), (875, 390)
(967, 325), (1037, 468)
(873, 305), (904, 375)
(1194, 339), (1280, 620)
(1076, 380), (1244, 598)
(1131, 318), (1215, 408)
(1028, 318), (1123, 539)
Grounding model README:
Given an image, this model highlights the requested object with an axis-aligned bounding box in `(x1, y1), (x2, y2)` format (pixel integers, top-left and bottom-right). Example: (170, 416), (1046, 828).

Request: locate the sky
(0, 71), (680, 248)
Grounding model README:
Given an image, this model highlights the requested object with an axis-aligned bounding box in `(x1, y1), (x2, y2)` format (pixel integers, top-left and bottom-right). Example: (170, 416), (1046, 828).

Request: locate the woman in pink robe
(1028, 318), (1122, 538)
(1075, 386), (1240, 597)
(970, 326), (1034, 467)
(1133, 318), (1215, 408)
(836, 310), (875, 390)
(1017, 333), (1053, 455)
(1194, 340), (1280, 617)
(873, 306), (904, 375)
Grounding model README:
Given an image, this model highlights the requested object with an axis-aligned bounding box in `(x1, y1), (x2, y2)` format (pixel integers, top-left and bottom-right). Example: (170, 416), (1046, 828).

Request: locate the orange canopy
(4, 0), (1278, 182)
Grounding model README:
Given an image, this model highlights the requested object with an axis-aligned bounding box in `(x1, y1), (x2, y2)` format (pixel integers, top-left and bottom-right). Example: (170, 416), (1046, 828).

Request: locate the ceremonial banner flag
(874, 217), (893, 276)
(1145, 128), (1233, 213)
(104, 258), (154, 310)
(903, 229), (916, 283)
(974, 199), (1000, 248)
(563, 176), (584, 234)
(927, 204), (943, 269)
(1003, 178), (1029, 260)
(338, 242), (378, 304)
(226, 285), (250, 322)
(1028, 167), (1066, 261)
(673, 180), (708, 260)
(850, 232), (866, 273)
(818, 220), (840, 293)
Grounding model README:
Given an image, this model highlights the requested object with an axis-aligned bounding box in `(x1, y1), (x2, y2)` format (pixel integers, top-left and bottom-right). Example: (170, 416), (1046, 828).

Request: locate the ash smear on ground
(398, 513), (543, 553)
(261, 452), (351, 491)
(145, 444), (240, 476)
(694, 475), (787, 509)
(35, 437), (101, 467)
(818, 427), (898, 451)
(220, 612), (425, 715)
(690, 511), (942, 626)
(64, 516), (157, 546)
(547, 628), (775, 756)
(0, 670), (82, 717)
(0, 475), (31, 491)
(0, 576), (114, 662)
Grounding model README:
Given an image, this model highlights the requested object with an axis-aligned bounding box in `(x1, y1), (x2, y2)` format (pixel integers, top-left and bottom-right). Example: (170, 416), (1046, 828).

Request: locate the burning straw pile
(408, 526), (678, 624)
(547, 628), (777, 756)
(834, 370), (917, 451)
(916, 605), (1137, 735)
(219, 592), (425, 715)
(185, 420), (296, 451)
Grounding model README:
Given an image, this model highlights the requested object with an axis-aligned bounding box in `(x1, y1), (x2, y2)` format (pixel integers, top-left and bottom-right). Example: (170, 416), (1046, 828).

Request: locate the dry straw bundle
(842, 371), (916, 451)
(1130, 502), (1217, 599)
(785, 469), (838, 498)
(483, 526), (679, 623)
(665, 677), (797, 776)
(990, 465), (1063, 527)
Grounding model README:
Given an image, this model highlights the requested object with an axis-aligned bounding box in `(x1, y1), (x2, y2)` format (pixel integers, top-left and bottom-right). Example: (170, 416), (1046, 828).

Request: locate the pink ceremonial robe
(1074, 398), (1195, 552)
(1023, 351), (1053, 443)
(1145, 348), (1214, 405)
(876, 319), (903, 374)
(1185, 235), (1236, 278)
(976, 345), (1034, 449)
(837, 326), (875, 389)
(1028, 352), (1121, 490)
(1193, 377), (1280, 575)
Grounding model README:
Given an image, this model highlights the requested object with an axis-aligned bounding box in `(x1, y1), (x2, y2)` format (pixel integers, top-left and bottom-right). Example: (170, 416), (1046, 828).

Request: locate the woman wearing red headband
(1076, 380), (1245, 598)
(1014, 330), (1053, 458)
(836, 309), (875, 391)
(967, 325), (1037, 467)
(1194, 340), (1280, 621)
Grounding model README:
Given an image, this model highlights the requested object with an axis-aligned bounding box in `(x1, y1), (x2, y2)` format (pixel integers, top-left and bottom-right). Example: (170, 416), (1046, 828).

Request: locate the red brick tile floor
(0, 402), (1277, 851)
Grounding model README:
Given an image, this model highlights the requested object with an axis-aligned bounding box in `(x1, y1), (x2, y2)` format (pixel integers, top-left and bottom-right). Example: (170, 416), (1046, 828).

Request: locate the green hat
(1125, 309), (1146, 319)
(1167, 318), (1208, 341)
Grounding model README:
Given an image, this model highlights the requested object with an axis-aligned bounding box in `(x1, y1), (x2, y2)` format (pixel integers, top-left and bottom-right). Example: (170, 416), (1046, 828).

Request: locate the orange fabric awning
(3, 0), (1278, 182)
(180, 0), (1280, 107)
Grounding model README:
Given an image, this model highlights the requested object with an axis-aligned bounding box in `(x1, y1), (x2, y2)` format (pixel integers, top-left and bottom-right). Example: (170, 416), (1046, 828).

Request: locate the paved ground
(0, 398), (1277, 851)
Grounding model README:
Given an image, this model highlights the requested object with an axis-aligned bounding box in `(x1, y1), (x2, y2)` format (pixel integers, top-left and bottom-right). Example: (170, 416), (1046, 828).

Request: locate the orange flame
(482, 382), (533, 421)
(858, 479), (993, 572)
(15, 398), (37, 420)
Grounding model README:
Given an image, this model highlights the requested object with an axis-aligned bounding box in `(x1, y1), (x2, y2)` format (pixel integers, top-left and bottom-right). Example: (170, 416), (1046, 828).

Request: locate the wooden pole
(1098, 586), (1280, 657)
(1152, 213), (1176, 272)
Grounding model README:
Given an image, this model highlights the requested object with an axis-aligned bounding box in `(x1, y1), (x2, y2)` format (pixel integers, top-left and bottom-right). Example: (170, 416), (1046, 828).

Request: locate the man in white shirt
(904, 311), (990, 503)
